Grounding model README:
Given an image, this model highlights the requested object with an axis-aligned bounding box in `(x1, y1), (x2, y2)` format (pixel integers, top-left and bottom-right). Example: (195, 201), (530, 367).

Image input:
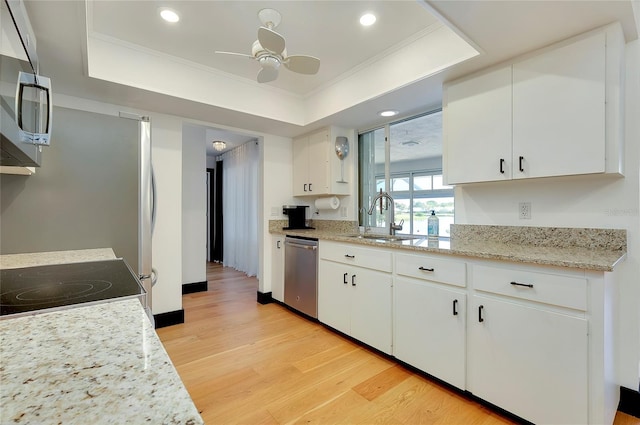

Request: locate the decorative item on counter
(315, 196), (340, 211)
(428, 210), (439, 240)
(335, 136), (349, 183)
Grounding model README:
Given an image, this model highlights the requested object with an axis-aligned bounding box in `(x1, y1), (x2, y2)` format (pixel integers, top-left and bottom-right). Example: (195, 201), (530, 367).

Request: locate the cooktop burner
(0, 259), (144, 318)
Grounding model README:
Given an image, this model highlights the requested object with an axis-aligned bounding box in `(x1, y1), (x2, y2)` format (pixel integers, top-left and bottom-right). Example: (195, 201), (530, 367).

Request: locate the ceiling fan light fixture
(159, 8), (180, 23)
(360, 13), (376, 26)
(212, 141), (226, 151)
(379, 110), (398, 117)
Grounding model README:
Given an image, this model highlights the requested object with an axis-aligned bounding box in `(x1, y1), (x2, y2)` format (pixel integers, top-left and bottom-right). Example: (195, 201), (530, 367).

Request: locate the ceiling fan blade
(284, 55), (320, 75)
(214, 51), (254, 59)
(257, 67), (279, 83)
(258, 27), (285, 55)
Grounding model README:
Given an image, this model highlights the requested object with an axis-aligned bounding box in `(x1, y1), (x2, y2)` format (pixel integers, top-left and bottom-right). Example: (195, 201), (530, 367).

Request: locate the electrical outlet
(270, 207), (279, 217)
(519, 202), (531, 219)
(341, 206), (347, 218)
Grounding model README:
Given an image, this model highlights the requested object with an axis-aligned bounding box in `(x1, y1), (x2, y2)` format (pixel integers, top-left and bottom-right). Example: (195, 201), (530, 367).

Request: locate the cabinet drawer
(396, 253), (466, 287)
(473, 265), (587, 311)
(320, 241), (392, 273)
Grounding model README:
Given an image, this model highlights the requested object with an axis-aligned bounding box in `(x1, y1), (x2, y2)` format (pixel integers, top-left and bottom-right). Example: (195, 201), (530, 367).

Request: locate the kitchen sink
(344, 234), (423, 242)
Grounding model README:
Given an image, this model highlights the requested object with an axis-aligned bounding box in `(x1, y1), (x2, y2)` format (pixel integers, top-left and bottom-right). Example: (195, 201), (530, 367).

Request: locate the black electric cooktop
(0, 259), (145, 318)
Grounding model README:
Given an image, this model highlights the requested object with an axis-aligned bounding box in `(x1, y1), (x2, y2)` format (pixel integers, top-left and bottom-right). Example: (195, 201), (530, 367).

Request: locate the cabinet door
(271, 236), (285, 302)
(292, 136), (309, 196)
(317, 260), (351, 335)
(444, 66), (512, 184)
(513, 32), (606, 179)
(468, 295), (588, 425)
(350, 267), (392, 354)
(394, 278), (466, 389)
(306, 129), (329, 195)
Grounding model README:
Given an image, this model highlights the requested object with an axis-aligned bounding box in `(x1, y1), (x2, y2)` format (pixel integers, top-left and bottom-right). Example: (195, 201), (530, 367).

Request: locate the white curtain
(221, 140), (259, 277)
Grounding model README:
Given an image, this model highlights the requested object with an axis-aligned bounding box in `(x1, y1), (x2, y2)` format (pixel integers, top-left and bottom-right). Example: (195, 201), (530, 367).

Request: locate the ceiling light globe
(360, 13), (376, 26)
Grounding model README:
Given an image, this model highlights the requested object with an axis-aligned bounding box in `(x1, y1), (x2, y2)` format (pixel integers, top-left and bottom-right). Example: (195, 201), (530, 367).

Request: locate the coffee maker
(282, 205), (314, 230)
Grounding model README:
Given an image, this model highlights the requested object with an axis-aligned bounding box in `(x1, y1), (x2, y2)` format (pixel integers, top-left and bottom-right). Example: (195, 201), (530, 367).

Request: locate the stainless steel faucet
(367, 189), (404, 235)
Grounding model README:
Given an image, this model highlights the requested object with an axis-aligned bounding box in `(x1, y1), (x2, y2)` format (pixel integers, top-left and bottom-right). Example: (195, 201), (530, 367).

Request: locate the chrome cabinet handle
(277, 240), (281, 249)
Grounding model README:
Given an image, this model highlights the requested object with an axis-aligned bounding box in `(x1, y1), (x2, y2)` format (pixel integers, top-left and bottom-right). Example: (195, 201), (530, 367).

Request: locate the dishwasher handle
(285, 241), (318, 250)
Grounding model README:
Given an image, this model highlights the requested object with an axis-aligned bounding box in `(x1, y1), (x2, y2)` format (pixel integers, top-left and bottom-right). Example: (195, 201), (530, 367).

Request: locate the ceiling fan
(215, 8), (321, 84)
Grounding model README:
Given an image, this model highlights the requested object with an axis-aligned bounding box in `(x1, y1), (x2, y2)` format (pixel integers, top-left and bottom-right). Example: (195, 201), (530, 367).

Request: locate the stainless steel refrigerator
(0, 106), (156, 321)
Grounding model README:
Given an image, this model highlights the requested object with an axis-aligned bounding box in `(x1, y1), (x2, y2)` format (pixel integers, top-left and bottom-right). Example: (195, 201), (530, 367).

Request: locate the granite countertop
(0, 248), (118, 270)
(270, 221), (626, 272)
(0, 299), (203, 424)
(0, 248), (203, 424)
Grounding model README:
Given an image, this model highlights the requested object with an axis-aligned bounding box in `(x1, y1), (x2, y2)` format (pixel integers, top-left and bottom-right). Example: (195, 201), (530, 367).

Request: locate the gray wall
(0, 106), (139, 271)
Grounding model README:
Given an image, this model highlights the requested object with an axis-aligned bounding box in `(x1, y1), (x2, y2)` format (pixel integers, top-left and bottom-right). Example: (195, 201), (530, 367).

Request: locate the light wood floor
(157, 263), (640, 425)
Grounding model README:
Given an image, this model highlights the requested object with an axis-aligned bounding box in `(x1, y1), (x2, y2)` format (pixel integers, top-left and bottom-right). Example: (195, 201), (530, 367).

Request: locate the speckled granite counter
(0, 248), (117, 270)
(0, 299), (203, 424)
(0, 248), (203, 424)
(270, 221), (626, 271)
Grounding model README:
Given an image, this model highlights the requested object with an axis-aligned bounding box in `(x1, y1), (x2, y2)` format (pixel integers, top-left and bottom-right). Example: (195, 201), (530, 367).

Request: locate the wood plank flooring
(157, 263), (640, 425)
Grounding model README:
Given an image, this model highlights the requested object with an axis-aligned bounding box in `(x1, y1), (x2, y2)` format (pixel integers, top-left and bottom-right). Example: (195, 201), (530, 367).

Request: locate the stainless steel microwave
(0, 0), (52, 167)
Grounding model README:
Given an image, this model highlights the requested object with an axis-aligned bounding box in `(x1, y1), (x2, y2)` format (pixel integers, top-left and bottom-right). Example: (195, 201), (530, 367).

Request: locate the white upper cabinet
(512, 32), (606, 179)
(444, 23), (624, 185)
(292, 127), (351, 196)
(444, 66), (512, 184)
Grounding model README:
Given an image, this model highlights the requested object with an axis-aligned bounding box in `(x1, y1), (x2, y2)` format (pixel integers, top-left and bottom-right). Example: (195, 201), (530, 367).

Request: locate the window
(358, 110), (453, 237)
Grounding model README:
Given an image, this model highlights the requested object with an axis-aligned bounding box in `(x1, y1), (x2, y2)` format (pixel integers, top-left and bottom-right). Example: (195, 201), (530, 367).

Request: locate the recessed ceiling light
(159, 8), (180, 23)
(360, 13), (376, 26)
(379, 110), (398, 117)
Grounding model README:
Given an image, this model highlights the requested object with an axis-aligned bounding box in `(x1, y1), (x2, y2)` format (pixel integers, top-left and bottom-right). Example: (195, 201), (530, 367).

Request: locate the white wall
(151, 116), (183, 314)
(454, 40), (640, 389)
(181, 124), (207, 286)
(260, 134), (295, 294)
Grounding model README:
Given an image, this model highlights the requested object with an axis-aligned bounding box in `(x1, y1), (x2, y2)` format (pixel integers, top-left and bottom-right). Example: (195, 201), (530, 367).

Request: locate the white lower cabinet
(468, 263), (594, 425)
(318, 241), (393, 354)
(271, 236), (285, 302)
(394, 277), (466, 389)
(468, 295), (588, 424)
(313, 241), (616, 424)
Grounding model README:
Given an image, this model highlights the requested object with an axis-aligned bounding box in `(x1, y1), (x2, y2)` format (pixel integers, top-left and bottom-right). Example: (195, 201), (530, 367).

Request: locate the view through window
(358, 110), (453, 238)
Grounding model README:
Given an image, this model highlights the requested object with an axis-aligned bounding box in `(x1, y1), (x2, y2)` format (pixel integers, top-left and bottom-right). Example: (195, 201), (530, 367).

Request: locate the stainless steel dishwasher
(284, 236), (318, 318)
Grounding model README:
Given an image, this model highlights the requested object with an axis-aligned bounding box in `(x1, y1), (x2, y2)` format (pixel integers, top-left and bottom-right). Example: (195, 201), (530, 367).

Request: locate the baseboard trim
(182, 281), (208, 294)
(153, 309), (184, 329)
(256, 291), (272, 305)
(618, 386), (640, 418)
